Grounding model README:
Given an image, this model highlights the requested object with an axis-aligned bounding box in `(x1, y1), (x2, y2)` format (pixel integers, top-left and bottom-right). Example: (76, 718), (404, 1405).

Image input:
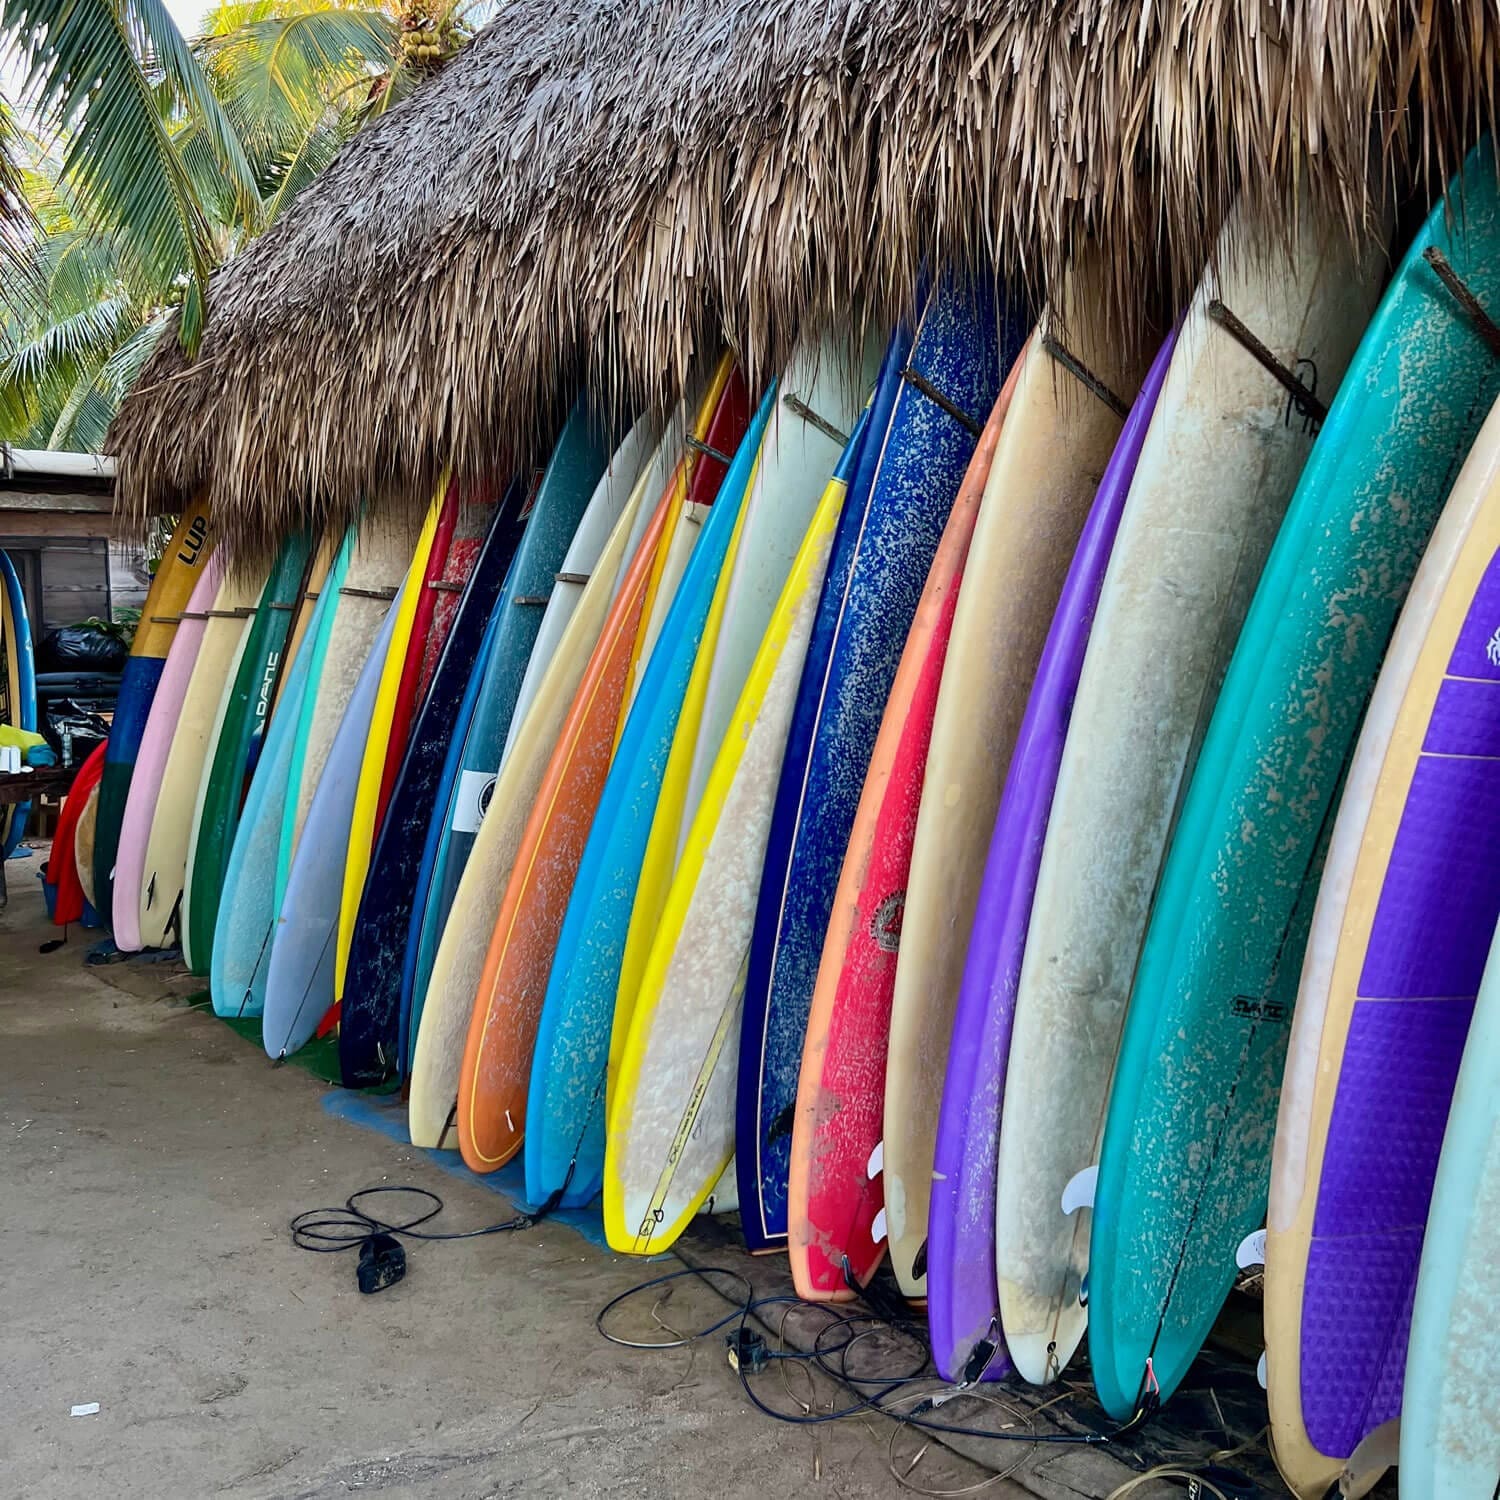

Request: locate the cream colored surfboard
(75, 781), (99, 911)
(998, 202), (1385, 1380)
(406, 463), (653, 1148)
(882, 259), (1149, 1299)
(137, 564), (266, 949)
(286, 516), (414, 861)
(1264, 397), (1500, 1500)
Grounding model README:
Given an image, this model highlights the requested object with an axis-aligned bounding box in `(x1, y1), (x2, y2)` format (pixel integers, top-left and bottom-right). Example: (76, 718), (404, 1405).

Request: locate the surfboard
(281, 517), (412, 888)
(95, 498), (213, 918)
(608, 335), (883, 1099)
(788, 346), (1022, 1302)
(990, 200), (1386, 1394)
(499, 414), (658, 767)
(407, 406), (613, 1026)
(927, 328), (1173, 1383)
(1264, 396), (1500, 1498)
(1090, 144), (1500, 1422)
(111, 555), (226, 950)
(409, 436), (692, 1146)
(374, 486), (464, 828)
(520, 383), (773, 1208)
(0, 550), (36, 855)
(736, 281), (1015, 1251)
(210, 586), (325, 1020)
(181, 533), (311, 974)
(616, 360), (746, 730)
(443, 465), (680, 1163)
(1401, 913), (1500, 1500)
(604, 413), (872, 1255)
(333, 492), (446, 998)
(263, 597), (402, 1059)
(180, 591), (259, 965)
(335, 489), (511, 1084)
(885, 266), (1148, 1303)
(137, 561), (267, 950)
(271, 538), (335, 721)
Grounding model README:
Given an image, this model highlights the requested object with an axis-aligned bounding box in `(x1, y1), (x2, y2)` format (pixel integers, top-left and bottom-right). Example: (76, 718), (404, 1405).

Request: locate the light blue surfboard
(524, 381), (776, 1208)
(209, 581), (330, 1019)
(262, 596), (400, 1059)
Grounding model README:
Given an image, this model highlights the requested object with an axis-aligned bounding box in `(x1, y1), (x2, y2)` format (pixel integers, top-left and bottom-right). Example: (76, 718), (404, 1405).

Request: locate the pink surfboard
(786, 349), (1023, 1301)
(112, 554), (225, 950)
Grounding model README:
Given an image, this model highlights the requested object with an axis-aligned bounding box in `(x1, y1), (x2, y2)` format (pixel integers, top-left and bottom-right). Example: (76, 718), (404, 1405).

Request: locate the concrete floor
(2, 858), (1006, 1499)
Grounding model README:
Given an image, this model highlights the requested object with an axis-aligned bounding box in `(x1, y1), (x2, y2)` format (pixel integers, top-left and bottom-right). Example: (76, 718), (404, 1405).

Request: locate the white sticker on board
(1256, 1351), (1267, 1390)
(451, 769), (496, 834)
(866, 1140), (884, 1179)
(871, 1208), (888, 1245)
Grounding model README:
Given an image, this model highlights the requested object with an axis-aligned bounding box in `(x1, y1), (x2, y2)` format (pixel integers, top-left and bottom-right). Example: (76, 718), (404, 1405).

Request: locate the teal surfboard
(525, 381), (774, 1208)
(1089, 144), (1500, 1419)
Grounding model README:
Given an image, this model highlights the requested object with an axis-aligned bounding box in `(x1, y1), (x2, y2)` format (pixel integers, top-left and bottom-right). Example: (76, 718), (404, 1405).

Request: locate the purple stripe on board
(1447, 546), (1500, 679)
(1422, 677), (1500, 755)
(1358, 754), (1500, 998)
(1302, 1230), (1422, 1456)
(1313, 995), (1474, 1237)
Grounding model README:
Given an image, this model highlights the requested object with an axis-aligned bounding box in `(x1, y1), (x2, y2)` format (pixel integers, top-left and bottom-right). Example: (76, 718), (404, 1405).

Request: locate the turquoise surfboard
(1089, 143), (1500, 1419)
(524, 381), (775, 1208)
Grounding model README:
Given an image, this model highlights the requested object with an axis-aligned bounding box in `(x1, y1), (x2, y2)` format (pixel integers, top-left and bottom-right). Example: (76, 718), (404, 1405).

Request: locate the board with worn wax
(337, 490), (512, 1085)
(521, 384), (771, 1208)
(1090, 146), (1500, 1422)
(736, 282), (1017, 1251)
(788, 349), (1019, 1301)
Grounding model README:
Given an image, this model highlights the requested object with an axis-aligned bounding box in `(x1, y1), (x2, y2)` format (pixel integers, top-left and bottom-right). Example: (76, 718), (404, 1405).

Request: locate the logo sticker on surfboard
(451, 769), (496, 833)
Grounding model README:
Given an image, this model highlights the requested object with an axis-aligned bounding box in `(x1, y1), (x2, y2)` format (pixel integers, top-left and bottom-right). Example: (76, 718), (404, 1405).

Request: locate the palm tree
(0, 0), (475, 450)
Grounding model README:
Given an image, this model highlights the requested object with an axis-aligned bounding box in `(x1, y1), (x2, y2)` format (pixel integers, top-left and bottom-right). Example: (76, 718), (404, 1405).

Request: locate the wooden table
(0, 764), (76, 906)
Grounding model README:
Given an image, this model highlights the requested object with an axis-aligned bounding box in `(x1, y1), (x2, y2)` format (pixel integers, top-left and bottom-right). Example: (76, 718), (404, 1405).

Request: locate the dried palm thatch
(110, 0), (1499, 561)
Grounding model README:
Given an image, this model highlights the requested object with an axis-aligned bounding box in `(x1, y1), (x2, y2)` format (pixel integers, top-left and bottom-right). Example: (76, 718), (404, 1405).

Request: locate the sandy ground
(1, 858), (1009, 1500)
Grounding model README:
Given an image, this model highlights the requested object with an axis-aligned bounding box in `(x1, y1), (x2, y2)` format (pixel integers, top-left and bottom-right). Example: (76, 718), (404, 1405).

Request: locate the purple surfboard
(926, 329), (1177, 1384)
(1299, 543), (1500, 1458)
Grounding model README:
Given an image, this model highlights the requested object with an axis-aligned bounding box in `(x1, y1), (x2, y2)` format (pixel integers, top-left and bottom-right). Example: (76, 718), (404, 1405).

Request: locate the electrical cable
(290, 1177), (569, 1292)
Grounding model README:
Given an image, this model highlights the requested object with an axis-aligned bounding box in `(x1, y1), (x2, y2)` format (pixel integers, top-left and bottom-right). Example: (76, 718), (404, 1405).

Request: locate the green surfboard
(182, 533), (311, 973)
(1089, 143), (1500, 1419)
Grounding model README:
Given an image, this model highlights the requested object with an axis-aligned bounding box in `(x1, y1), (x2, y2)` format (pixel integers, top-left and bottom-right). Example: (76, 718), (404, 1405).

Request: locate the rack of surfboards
(87, 145), (1500, 1496)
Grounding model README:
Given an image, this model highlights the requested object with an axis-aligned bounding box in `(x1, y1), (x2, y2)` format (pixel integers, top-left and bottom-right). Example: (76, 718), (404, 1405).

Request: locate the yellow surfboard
(604, 468), (850, 1252)
(606, 444), (763, 1094)
(334, 492), (445, 998)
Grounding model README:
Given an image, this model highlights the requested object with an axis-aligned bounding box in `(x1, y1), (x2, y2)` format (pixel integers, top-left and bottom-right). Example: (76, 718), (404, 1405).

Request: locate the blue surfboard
(263, 597), (401, 1059)
(524, 380), (776, 1208)
(734, 281), (1023, 1250)
(407, 404), (612, 1027)
(210, 581), (328, 1018)
(0, 549), (36, 855)
(338, 488), (526, 1085)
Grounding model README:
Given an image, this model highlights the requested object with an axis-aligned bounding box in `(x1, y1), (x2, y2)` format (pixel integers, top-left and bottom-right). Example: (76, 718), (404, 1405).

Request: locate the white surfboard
(997, 200), (1385, 1381)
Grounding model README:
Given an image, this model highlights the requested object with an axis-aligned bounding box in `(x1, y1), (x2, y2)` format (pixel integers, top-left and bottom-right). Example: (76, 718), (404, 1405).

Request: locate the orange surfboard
(456, 473), (679, 1173)
(788, 348), (1023, 1300)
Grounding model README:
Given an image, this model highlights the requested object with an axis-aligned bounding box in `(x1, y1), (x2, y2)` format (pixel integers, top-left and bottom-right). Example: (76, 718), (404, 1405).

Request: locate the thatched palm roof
(110, 0), (1499, 559)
